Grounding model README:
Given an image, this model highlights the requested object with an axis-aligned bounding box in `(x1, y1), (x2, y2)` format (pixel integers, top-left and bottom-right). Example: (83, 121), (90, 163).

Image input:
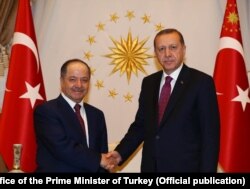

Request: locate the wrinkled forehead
(61, 64), (89, 81)
(155, 33), (182, 47)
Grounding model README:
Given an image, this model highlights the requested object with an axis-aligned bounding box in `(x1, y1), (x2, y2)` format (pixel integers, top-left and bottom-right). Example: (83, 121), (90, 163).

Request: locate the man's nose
(164, 48), (171, 56)
(75, 79), (83, 86)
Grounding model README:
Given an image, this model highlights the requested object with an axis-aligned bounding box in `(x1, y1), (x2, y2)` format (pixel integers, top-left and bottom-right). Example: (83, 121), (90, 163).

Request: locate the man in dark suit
(107, 28), (220, 172)
(34, 59), (110, 172)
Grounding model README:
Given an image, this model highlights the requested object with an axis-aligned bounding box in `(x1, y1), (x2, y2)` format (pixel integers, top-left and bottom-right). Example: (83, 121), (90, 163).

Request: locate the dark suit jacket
(115, 64), (220, 172)
(34, 95), (108, 172)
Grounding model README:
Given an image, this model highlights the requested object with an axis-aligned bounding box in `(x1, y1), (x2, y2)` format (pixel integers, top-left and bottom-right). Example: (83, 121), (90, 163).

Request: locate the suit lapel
(58, 95), (88, 146)
(84, 103), (94, 148)
(153, 72), (163, 122)
(159, 64), (190, 127)
(84, 104), (95, 149)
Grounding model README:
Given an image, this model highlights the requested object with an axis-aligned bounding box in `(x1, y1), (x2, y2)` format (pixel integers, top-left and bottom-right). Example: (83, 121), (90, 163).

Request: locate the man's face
(155, 32), (186, 75)
(61, 62), (90, 103)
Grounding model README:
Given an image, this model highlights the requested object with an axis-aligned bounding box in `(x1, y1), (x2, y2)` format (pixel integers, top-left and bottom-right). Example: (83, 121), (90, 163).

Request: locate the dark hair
(60, 58), (91, 79)
(154, 28), (185, 48)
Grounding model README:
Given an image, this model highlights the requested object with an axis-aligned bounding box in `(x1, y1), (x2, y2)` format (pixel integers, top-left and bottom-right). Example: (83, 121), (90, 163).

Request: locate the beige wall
(1, 0), (250, 172)
(28, 0), (250, 172)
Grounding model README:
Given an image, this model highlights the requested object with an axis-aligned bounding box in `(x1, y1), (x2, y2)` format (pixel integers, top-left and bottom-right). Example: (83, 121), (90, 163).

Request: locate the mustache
(72, 87), (84, 92)
(161, 58), (175, 62)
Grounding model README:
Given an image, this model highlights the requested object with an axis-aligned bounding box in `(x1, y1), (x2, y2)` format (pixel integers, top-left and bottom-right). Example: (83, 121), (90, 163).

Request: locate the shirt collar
(162, 63), (183, 81)
(61, 92), (84, 109)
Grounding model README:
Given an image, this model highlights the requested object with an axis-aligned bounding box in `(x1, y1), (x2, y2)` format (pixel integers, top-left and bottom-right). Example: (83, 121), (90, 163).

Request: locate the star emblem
(141, 14), (150, 24)
(231, 85), (250, 111)
(105, 30), (153, 83)
(110, 13), (119, 23)
(86, 35), (96, 45)
(96, 22), (105, 31)
(84, 9), (166, 103)
(90, 67), (96, 76)
(227, 11), (239, 25)
(124, 92), (133, 102)
(95, 80), (104, 89)
(19, 82), (44, 108)
(155, 23), (164, 32)
(84, 51), (93, 60)
(125, 10), (135, 21)
(108, 89), (118, 98)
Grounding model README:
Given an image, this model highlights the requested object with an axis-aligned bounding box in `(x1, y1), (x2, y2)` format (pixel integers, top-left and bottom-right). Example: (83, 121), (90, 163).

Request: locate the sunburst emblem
(105, 30), (154, 83)
(227, 11), (239, 25)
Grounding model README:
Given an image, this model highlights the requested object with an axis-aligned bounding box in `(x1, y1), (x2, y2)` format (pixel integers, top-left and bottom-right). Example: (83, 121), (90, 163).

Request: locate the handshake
(100, 151), (122, 172)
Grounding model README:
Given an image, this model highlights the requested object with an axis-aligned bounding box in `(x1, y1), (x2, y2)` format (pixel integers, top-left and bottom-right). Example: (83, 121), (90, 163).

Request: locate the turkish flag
(213, 0), (250, 172)
(0, 0), (46, 172)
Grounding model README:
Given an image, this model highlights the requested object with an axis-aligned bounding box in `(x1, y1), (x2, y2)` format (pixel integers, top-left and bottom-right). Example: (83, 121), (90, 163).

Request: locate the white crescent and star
(216, 36), (250, 112)
(6, 31), (44, 108)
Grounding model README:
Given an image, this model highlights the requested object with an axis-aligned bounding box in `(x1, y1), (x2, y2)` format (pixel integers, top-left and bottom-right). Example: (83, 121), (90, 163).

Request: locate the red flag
(0, 0), (46, 172)
(213, 0), (250, 172)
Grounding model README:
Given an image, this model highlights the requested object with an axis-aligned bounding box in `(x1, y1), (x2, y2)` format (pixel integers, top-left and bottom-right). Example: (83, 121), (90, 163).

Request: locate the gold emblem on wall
(83, 10), (165, 103)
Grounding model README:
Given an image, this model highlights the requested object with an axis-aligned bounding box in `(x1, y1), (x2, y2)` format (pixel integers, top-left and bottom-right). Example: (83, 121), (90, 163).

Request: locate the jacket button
(156, 135), (160, 140)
